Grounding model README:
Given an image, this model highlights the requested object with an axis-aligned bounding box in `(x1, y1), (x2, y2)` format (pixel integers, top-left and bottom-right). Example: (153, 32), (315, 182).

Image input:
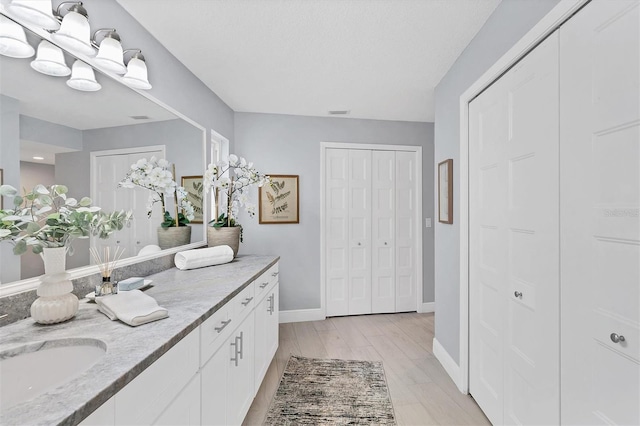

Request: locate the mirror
(0, 14), (206, 286)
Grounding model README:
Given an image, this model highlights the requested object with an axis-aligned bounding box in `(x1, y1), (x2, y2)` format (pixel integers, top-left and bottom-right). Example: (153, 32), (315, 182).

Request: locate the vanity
(0, 255), (279, 426)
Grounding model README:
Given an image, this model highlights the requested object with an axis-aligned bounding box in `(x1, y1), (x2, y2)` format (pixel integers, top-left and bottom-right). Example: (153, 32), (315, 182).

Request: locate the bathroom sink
(0, 338), (106, 410)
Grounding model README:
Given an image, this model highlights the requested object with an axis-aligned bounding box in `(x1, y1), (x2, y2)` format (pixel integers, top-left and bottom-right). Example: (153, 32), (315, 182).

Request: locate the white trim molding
(433, 338), (464, 392)
(419, 302), (435, 313)
(279, 308), (325, 324)
(457, 0), (589, 395)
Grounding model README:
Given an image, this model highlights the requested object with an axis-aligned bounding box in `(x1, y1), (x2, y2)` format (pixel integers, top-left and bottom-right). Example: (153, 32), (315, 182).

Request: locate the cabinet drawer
(115, 329), (199, 425)
(232, 283), (255, 322)
(200, 303), (232, 367)
(255, 263), (279, 300)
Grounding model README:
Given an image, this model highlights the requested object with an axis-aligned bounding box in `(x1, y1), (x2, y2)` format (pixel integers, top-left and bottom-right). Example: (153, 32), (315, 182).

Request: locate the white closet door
(395, 150), (417, 312)
(348, 150), (372, 315)
(470, 32), (560, 425)
(326, 149), (350, 316)
(372, 151), (395, 313)
(560, 1), (640, 424)
(128, 151), (163, 256)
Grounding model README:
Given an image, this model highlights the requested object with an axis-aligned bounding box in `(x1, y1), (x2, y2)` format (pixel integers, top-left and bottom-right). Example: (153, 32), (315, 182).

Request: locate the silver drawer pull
(230, 335), (240, 366)
(241, 297), (254, 306)
(238, 331), (244, 360)
(610, 333), (626, 344)
(214, 319), (231, 333)
(260, 282), (269, 289)
(271, 271), (279, 277)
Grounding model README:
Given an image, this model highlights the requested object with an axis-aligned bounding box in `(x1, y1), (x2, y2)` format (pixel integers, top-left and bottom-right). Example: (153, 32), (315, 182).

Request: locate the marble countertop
(0, 255), (279, 426)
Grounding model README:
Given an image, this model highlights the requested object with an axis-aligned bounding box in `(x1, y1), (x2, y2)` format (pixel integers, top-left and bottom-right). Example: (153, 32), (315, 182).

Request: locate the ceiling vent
(130, 115), (150, 120)
(328, 110), (350, 116)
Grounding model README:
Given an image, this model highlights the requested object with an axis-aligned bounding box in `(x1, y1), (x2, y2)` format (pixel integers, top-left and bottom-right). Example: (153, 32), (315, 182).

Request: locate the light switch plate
(425, 218), (432, 228)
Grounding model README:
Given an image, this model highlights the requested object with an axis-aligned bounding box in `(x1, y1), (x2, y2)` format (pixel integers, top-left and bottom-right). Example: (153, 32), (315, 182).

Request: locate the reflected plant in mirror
(0, 184), (132, 255)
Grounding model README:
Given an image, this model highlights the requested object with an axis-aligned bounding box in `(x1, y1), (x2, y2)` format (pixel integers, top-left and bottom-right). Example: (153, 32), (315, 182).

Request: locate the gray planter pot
(207, 226), (241, 257)
(157, 226), (192, 250)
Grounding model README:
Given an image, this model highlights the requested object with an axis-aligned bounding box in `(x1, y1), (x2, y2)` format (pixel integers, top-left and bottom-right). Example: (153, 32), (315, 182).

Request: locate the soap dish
(85, 280), (153, 302)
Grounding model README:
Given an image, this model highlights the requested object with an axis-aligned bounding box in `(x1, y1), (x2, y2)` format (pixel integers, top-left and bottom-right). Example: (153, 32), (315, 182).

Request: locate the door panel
(560, 1), (640, 424)
(372, 151), (395, 313)
(395, 151), (417, 311)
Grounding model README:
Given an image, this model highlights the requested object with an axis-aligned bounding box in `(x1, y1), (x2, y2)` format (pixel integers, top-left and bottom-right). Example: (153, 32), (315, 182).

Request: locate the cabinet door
(254, 290), (270, 390)
(154, 373), (201, 426)
(228, 312), (255, 426)
(201, 343), (229, 426)
(266, 283), (279, 361)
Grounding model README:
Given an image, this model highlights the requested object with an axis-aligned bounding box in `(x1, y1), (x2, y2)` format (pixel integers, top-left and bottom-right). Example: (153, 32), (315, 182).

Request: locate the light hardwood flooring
(243, 313), (490, 425)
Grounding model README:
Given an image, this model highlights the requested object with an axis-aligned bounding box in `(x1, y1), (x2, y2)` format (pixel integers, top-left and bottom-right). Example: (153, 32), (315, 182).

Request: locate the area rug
(264, 355), (396, 425)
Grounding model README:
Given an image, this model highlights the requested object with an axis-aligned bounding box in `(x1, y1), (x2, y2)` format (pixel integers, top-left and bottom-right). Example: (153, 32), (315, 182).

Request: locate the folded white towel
(95, 290), (168, 326)
(174, 245), (234, 270)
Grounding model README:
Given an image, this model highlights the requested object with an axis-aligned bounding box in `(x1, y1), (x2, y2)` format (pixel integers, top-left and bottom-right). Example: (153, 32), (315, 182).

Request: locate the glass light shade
(51, 11), (94, 56)
(7, 0), (60, 31)
(122, 57), (152, 89)
(95, 37), (126, 74)
(0, 15), (35, 58)
(67, 60), (101, 91)
(30, 40), (70, 76)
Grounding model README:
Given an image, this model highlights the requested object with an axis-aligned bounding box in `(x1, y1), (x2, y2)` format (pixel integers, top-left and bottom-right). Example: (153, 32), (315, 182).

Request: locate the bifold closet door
(560, 1), (640, 424)
(372, 151), (395, 313)
(469, 31), (560, 425)
(395, 151), (417, 312)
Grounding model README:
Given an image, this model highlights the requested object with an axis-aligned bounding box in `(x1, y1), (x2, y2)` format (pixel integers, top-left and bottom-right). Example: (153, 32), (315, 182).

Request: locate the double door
(325, 148), (417, 316)
(469, 1), (639, 424)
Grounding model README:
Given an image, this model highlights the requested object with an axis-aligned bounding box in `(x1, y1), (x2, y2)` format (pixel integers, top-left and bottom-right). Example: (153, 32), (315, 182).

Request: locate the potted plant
(118, 156), (195, 249)
(203, 154), (269, 256)
(0, 183), (132, 324)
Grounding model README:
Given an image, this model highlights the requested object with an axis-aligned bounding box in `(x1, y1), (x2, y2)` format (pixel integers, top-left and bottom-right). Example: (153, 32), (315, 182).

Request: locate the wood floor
(243, 313), (490, 425)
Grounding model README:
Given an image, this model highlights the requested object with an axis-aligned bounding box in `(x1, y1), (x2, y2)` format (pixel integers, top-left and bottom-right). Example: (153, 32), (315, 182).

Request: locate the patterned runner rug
(264, 355), (397, 425)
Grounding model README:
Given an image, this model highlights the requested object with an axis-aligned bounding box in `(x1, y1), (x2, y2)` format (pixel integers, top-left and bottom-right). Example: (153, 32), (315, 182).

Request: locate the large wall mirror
(0, 12), (207, 291)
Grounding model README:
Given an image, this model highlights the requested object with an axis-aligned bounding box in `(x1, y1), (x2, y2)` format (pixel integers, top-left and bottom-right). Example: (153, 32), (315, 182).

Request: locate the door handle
(214, 319), (231, 333)
(241, 297), (253, 306)
(260, 282), (269, 289)
(238, 331), (244, 360)
(514, 291), (523, 299)
(610, 333), (626, 344)
(271, 271), (279, 277)
(230, 336), (240, 366)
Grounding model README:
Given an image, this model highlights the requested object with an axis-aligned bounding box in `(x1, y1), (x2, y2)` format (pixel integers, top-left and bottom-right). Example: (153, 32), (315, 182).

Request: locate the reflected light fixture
(67, 59), (101, 91)
(122, 49), (151, 90)
(30, 39), (70, 76)
(7, 0), (60, 31)
(0, 15), (35, 58)
(93, 28), (126, 74)
(51, 1), (95, 57)
(33, 156), (44, 160)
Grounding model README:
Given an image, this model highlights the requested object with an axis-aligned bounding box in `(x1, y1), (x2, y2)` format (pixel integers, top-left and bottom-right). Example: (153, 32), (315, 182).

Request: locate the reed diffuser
(90, 246), (125, 296)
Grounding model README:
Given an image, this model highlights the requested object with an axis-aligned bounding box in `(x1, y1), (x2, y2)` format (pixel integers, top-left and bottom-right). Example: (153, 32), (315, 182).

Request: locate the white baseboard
(433, 338), (465, 393)
(419, 302), (435, 313)
(279, 308), (325, 323)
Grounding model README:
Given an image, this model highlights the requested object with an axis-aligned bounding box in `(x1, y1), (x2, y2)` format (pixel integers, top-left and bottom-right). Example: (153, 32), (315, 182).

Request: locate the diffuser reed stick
(90, 247), (125, 280)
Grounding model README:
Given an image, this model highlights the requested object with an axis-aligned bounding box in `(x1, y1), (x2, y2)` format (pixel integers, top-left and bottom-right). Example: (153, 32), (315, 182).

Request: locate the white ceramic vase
(30, 247), (79, 324)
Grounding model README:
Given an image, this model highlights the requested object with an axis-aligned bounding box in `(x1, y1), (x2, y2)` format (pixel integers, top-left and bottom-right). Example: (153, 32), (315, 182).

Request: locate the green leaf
(32, 245), (43, 254)
(26, 222), (41, 234)
(79, 197), (92, 207)
(13, 240), (27, 255)
(13, 195), (23, 207)
(0, 185), (18, 197)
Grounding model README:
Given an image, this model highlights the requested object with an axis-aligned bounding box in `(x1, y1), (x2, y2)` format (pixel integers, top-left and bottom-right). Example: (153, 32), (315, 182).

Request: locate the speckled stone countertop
(0, 255), (279, 426)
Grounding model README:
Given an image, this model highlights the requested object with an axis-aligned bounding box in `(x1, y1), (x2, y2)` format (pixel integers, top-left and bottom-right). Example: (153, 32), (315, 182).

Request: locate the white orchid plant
(203, 154), (269, 241)
(118, 156), (195, 228)
(0, 184), (132, 255)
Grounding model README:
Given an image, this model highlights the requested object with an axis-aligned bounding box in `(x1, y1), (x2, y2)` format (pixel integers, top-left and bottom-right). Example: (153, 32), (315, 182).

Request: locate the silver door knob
(116, 240), (120, 244)
(610, 333), (626, 343)
(514, 291), (523, 298)
(384, 242), (388, 245)
(358, 242), (361, 246)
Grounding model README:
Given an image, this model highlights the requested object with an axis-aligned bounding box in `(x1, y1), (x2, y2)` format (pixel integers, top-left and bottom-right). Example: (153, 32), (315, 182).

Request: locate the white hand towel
(174, 245), (234, 270)
(95, 290), (168, 326)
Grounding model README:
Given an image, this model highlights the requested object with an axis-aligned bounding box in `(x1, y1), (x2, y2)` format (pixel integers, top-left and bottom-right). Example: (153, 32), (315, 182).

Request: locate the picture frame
(180, 175), (204, 224)
(259, 175), (299, 224)
(438, 159), (453, 224)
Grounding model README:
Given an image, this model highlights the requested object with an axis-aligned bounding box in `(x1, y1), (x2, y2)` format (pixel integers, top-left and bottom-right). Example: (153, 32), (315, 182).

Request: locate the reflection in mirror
(0, 18), (206, 285)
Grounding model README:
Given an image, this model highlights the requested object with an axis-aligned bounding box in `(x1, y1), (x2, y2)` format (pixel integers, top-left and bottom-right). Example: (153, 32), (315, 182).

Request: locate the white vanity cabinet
(80, 261), (280, 426)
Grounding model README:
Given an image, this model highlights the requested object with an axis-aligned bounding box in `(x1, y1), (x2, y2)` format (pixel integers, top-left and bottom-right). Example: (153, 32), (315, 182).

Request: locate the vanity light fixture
(6, 0), (60, 31)
(66, 59), (101, 91)
(30, 39), (70, 76)
(122, 49), (152, 90)
(93, 28), (126, 74)
(50, 1), (95, 57)
(32, 156), (44, 160)
(0, 15), (35, 58)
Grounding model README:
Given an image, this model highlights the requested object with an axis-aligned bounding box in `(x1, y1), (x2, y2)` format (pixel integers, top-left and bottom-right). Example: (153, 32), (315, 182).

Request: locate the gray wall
(20, 116), (82, 150)
(20, 161), (55, 279)
(433, 0), (561, 364)
(234, 112), (434, 312)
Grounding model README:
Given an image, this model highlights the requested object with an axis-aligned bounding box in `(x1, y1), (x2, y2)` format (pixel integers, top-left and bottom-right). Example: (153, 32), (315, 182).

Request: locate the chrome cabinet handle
(267, 294), (275, 315)
(230, 336), (240, 366)
(238, 331), (244, 360)
(514, 291), (523, 299)
(214, 319), (231, 333)
(241, 297), (253, 306)
(260, 282), (269, 289)
(610, 333), (626, 344)
(271, 271), (279, 277)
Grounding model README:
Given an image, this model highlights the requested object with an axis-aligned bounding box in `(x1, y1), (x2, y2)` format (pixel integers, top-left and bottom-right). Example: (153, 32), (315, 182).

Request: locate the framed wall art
(259, 175), (299, 224)
(438, 159), (453, 224)
(181, 175), (204, 224)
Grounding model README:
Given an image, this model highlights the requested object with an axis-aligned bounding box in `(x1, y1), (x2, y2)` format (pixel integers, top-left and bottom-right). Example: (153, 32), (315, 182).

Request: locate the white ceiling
(116, 0), (501, 123)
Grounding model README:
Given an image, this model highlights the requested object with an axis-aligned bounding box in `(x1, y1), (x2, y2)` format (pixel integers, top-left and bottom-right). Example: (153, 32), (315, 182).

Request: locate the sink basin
(0, 338), (106, 410)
